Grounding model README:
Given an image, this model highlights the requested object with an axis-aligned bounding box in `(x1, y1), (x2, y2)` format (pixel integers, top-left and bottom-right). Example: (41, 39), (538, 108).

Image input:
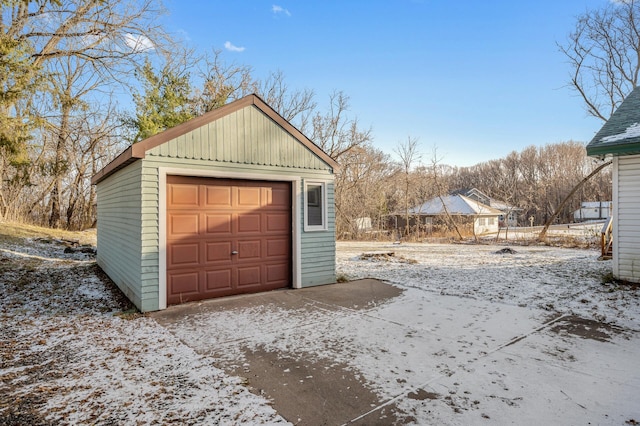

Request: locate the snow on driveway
(161, 242), (640, 424)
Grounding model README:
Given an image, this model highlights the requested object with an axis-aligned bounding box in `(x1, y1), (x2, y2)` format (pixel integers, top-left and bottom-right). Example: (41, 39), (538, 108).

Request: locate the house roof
(91, 94), (339, 185)
(408, 194), (502, 216)
(451, 188), (521, 212)
(586, 86), (640, 158)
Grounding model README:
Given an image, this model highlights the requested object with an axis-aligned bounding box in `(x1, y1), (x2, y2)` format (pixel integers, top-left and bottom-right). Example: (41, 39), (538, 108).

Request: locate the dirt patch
(494, 247), (517, 255)
(359, 252), (418, 264)
(224, 347), (404, 425)
(549, 315), (627, 342)
(407, 388), (440, 401)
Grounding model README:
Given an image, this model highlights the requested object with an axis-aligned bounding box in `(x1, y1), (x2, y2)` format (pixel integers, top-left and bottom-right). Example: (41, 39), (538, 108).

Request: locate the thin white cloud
(224, 41), (245, 52)
(124, 33), (155, 52)
(272, 5), (291, 16)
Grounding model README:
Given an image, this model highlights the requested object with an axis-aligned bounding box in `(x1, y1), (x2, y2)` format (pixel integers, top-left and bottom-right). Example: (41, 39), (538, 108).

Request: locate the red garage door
(166, 176), (291, 305)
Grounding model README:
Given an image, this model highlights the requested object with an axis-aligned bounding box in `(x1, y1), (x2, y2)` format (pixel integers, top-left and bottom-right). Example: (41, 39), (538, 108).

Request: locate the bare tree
(257, 70), (316, 130)
(537, 159), (612, 242)
(394, 137), (421, 237)
(1, 0), (175, 227)
(559, 0), (640, 121)
(192, 49), (256, 115)
(309, 91), (372, 161)
(334, 144), (393, 238)
(428, 149), (463, 240)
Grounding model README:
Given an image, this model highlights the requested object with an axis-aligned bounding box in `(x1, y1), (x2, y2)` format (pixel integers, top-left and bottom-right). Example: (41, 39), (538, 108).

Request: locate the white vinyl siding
(614, 155), (640, 283)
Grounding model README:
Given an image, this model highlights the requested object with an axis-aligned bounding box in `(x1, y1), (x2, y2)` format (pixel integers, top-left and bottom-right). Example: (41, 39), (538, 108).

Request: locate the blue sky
(162, 0), (609, 167)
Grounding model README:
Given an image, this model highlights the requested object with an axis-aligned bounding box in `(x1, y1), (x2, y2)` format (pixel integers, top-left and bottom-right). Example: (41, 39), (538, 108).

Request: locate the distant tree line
(334, 141), (612, 239)
(0, 0), (634, 235)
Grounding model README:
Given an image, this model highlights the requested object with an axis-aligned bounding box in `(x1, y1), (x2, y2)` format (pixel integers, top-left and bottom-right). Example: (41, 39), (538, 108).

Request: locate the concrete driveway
(151, 279), (639, 425)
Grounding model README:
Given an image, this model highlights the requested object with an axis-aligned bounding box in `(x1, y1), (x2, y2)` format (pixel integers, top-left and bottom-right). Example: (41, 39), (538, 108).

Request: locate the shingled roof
(586, 86), (640, 158)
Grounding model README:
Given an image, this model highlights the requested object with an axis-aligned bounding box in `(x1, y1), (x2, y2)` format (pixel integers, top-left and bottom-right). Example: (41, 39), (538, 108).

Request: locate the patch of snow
(600, 122), (640, 143)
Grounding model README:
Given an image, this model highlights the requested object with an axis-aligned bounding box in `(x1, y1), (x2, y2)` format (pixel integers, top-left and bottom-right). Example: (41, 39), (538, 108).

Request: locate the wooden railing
(601, 217), (613, 260)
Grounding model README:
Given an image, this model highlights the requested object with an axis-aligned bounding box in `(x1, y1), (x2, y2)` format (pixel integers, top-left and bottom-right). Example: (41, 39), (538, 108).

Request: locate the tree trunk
(537, 160), (612, 242)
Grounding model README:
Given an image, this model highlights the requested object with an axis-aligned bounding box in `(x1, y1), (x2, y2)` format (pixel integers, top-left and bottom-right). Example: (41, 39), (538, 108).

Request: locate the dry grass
(0, 221), (97, 246)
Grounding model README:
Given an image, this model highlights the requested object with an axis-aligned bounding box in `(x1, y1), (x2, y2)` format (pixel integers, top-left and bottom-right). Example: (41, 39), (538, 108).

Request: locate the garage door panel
(266, 238), (289, 257)
(169, 184), (199, 207)
(266, 263), (289, 283)
(266, 213), (290, 232)
(167, 177), (291, 306)
(168, 272), (199, 296)
(270, 187), (290, 207)
(237, 240), (261, 259)
(205, 269), (232, 290)
(205, 186), (232, 207)
(237, 213), (261, 233)
(169, 243), (200, 267)
(169, 214), (199, 236)
(206, 214), (232, 234)
(237, 187), (262, 207)
(206, 242), (232, 262)
(237, 266), (261, 287)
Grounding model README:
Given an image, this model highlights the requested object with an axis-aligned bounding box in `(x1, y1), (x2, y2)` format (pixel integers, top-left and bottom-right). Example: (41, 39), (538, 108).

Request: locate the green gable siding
(146, 105), (331, 171)
(96, 161), (144, 310)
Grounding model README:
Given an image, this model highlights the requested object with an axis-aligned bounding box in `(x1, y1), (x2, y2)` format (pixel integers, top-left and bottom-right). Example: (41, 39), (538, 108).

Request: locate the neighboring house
(586, 86), (640, 283)
(453, 188), (521, 227)
(354, 217), (372, 231)
(573, 201), (612, 222)
(91, 94), (339, 312)
(405, 194), (502, 235)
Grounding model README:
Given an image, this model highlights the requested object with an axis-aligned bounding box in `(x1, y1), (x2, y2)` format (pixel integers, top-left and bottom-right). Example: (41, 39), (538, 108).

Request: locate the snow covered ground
(0, 238), (287, 425)
(337, 241), (640, 331)
(2, 234), (639, 425)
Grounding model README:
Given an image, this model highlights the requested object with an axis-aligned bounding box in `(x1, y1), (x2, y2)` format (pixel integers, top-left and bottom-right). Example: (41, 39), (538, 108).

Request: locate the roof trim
(91, 94), (339, 185)
(586, 140), (640, 158)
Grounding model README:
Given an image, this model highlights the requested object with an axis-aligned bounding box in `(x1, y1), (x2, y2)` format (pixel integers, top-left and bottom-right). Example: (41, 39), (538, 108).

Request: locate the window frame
(304, 181), (328, 232)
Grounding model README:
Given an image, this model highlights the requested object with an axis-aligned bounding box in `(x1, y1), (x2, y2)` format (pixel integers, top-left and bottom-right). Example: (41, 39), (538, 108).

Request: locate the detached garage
(91, 94), (339, 311)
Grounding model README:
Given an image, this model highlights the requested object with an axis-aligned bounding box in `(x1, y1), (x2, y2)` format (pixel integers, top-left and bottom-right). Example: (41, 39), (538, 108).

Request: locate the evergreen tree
(130, 59), (194, 142)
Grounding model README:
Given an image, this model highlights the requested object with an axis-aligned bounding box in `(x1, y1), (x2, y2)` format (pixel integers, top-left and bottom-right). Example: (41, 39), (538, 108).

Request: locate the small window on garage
(305, 181), (327, 231)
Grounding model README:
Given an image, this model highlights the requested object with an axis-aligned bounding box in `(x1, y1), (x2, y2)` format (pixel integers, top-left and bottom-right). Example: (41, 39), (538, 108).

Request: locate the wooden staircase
(601, 217), (613, 260)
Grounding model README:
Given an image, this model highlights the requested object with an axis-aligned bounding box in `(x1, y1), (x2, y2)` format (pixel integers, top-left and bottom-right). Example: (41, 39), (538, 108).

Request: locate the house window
(305, 181), (327, 231)
(488, 217), (495, 225)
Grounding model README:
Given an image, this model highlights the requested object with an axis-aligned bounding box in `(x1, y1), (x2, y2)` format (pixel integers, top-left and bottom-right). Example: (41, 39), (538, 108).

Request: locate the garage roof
(92, 94), (339, 185)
